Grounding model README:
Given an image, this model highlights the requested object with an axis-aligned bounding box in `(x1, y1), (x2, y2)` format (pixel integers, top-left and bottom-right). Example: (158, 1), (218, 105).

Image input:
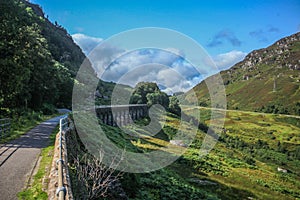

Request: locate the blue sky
(31, 0), (300, 54)
(31, 0), (300, 93)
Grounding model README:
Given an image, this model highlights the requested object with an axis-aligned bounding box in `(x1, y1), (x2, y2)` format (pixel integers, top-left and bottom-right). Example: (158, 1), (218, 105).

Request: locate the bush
(134, 170), (210, 200)
(243, 155), (256, 166)
(168, 96), (181, 116)
(121, 173), (140, 198)
(41, 103), (57, 115)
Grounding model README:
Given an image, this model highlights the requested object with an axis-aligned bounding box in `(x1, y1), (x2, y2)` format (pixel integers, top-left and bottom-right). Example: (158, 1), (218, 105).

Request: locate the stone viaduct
(95, 104), (148, 126)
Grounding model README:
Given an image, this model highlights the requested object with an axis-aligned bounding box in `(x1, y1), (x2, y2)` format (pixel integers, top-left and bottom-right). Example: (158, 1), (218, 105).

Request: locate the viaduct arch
(95, 104), (148, 126)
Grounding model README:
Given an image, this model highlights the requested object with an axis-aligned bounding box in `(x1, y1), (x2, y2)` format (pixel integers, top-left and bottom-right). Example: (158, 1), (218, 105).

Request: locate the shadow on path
(0, 115), (67, 200)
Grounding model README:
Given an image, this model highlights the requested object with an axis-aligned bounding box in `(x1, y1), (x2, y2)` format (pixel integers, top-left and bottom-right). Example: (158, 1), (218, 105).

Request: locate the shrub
(243, 155), (256, 166)
(41, 103), (57, 115)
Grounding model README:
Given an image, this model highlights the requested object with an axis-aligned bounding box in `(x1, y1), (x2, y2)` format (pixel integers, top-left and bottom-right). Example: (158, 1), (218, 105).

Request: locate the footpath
(0, 115), (66, 200)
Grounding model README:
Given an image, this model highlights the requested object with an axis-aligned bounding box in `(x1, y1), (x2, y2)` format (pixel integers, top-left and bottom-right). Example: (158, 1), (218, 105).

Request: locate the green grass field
(70, 108), (300, 199)
(178, 107), (300, 200)
(125, 107), (300, 199)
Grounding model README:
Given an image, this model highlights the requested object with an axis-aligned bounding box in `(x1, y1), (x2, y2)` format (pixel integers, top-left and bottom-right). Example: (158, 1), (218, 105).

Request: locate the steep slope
(0, 0), (87, 112)
(23, 0), (88, 108)
(24, 1), (85, 76)
(185, 32), (300, 115)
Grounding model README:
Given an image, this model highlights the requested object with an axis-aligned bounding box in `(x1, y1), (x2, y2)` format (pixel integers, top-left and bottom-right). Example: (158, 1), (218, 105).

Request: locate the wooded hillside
(0, 0), (86, 115)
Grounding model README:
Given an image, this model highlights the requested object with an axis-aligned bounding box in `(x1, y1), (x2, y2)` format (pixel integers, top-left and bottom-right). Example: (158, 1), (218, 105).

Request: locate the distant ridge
(185, 32), (300, 115)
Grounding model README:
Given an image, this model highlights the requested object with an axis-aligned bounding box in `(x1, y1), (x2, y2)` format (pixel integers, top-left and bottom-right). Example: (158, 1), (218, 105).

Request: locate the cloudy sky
(32, 0), (300, 93)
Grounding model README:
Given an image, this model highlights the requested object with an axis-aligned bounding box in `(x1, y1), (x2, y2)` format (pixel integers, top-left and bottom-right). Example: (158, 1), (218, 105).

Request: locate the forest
(0, 0), (85, 116)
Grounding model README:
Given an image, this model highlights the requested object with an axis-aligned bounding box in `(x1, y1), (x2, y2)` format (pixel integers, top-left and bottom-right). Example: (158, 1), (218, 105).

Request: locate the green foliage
(69, 106), (300, 199)
(120, 173), (140, 198)
(132, 169), (215, 200)
(95, 80), (116, 105)
(41, 103), (57, 115)
(293, 146), (300, 160)
(130, 82), (161, 104)
(0, 0), (85, 113)
(0, 110), (55, 143)
(183, 108), (300, 199)
(275, 114), (300, 128)
(162, 125), (178, 140)
(130, 82), (182, 116)
(146, 91), (169, 108)
(259, 103), (290, 114)
(243, 155), (256, 166)
(168, 96), (181, 115)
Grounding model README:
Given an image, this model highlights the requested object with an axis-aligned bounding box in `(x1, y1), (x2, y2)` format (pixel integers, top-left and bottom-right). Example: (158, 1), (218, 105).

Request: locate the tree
(130, 94), (143, 104)
(130, 82), (183, 116)
(130, 82), (160, 104)
(168, 96), (181, 115)
(146, 92), (169, 108)
(0, 0), (34, 109)
(0, 0), (84, 113)
(130, 82), (171, 110)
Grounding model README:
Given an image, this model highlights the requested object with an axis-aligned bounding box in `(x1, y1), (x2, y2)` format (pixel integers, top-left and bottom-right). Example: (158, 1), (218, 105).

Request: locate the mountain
(185, 32), (300, 115)
(23, 1), (86, 76)
(0, 0), (90, 114)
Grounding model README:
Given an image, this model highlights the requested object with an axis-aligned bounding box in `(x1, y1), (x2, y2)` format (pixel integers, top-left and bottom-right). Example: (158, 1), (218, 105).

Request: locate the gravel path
(0, 115), (66, 200)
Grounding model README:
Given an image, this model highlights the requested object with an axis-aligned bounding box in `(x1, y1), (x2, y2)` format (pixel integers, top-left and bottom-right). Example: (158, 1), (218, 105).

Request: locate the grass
(17, 126), (58, 200)
(185, 48), (300, 115)
(0, 111), (59, 144)
(102, 107), (300, 199)
(182, 107), (300, 199)
(68, 107), (300, 199)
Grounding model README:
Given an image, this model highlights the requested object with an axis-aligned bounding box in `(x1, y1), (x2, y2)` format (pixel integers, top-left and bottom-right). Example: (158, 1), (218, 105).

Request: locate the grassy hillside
(68, 108), (300, 199)
(184, 32), (300, 115)
(183, 107), (300, 199)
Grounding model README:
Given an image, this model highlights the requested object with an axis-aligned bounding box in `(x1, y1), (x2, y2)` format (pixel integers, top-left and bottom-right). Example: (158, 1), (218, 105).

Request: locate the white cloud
(213, 50), (246, 70)
(76, 34), (222, 94)
(71, 33), (103, 55)
(100, 49), (180, 80)
(73, 33), (247, 94)
(98, 48), (205, 94)
(171, 59), (200, 78)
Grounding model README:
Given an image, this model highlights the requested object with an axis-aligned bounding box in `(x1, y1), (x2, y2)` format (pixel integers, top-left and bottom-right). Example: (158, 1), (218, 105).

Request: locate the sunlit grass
(67, 107), (300, 199)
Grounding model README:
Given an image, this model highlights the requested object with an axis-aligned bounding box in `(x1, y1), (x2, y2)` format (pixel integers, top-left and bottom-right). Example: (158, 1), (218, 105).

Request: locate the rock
(277, 167), (288, 173)
(170, 140), (188, 147)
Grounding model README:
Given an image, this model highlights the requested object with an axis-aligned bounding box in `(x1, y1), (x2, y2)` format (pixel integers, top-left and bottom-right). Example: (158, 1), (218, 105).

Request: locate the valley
(1, 1), (299, 199)
(67, 106), (300, 199)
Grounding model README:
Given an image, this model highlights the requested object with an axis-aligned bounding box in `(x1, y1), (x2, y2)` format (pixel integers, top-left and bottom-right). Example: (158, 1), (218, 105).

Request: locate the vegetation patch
(0, 110), (57, 144)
